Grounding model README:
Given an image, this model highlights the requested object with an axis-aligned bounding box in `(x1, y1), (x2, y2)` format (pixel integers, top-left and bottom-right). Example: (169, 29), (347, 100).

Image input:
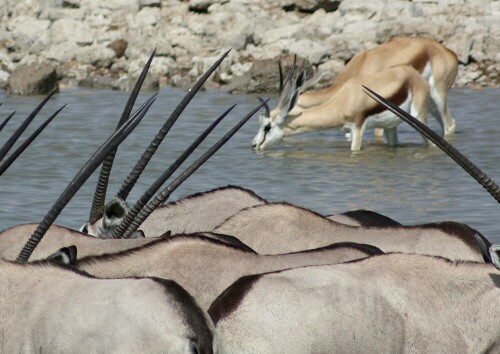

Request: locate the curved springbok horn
(121, 99), (269, 238)
(0, 105), (65, 176)
(0, 89), (56, 162)
(115, 49), (231, 201)
(278, 60), (284, 95)
(0, 111), (15, 134)
(257, 97), (271, 117)
(88, 49), (157, 224)
(15, 94), (156, 264)
(276, 55), (298, 111)
(363, 85), (500, 203)
(111, 104), (236, 238)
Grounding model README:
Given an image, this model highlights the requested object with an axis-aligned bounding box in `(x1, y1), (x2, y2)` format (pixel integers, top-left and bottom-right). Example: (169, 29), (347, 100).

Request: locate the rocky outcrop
(7, 60), (59, 95)
(0, 0), (497, 94)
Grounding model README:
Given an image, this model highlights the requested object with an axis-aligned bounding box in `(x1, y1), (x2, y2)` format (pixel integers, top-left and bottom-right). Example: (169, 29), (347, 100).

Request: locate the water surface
(1, 87), (499, 244)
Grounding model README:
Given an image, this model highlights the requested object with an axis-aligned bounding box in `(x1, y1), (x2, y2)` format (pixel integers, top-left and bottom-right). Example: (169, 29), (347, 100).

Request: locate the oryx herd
(1, 40), (499, 353)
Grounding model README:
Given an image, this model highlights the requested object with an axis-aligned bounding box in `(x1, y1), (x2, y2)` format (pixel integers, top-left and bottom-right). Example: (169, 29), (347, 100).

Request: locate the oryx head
(252, 57), (305, 151)
(81, 197), (143, 239)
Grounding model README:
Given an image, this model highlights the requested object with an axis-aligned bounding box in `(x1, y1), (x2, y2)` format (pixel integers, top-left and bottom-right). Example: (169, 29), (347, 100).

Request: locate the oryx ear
(47, 245), (78, 265)
(490, 244), (500, 270)
(129, 230), (145, 239)
(475, 234), (493, 263)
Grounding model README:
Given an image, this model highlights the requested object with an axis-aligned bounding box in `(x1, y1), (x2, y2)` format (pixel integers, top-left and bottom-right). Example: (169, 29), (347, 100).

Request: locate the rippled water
(1, 87), (499, 244)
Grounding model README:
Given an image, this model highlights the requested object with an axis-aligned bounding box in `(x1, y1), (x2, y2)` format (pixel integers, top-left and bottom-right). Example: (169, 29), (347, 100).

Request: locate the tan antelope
(252, 64), (430, 151)
(214, 202), (489, 262)
(1, 258), (215, 353)
(56, 234), (382, 310)
(209, 253), (500, 354)
(261, 36), (458, 141)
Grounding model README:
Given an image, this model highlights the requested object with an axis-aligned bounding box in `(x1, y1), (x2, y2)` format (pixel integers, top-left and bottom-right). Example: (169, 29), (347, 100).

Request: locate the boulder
(7, 61), (59, 95)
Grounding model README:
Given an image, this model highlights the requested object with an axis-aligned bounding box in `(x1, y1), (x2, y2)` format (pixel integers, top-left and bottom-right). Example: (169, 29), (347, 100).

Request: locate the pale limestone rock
(49, 19), (94, 46)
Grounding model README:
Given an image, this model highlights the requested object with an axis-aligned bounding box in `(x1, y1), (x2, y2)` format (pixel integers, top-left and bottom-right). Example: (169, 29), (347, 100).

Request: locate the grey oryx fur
(210, 253), (500, 354)
(68, 234), (381, 310)
(0, 259), (215, 353)
(214, 202), (488, 262)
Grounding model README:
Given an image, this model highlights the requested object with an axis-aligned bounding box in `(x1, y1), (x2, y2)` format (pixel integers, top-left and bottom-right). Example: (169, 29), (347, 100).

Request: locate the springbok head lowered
(252, 58), (305, 151)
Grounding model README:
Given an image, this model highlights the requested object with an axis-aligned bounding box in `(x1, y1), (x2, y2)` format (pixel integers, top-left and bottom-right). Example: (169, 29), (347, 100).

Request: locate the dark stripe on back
(284, 242), (384, 256)
(158, 185), (267, 210)
(365, 81), (409, 117)
(76, 234), (254, 265)
(415, 221), (488, 253)
(208, 273), (262, 326)
(151, 277), (214, 353)
(341, 209), (402, 227)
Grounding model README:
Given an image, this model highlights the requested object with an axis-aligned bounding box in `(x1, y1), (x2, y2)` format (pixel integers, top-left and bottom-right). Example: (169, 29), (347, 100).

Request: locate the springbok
(1, 258), (215, 353)
(272, 36), (457, 137)
(209, 253), (500, 354)
(214, 202), (489, 262)
(60, 234), (382, 310)
(252, 64), (430, 151)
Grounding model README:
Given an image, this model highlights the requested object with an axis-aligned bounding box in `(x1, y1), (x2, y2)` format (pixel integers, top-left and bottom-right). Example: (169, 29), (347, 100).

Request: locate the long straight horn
(0, 89), (57, 161)
(88, 49), (157, 224)
(0, 111), (16, 134)
(115, 49), (231, 201)
(0, 105), (65, 176)
(111, 104), (236, 238)
(122, 99), (268, 238)
(363, 85), (500, 203)
(15, 95), (156, 264)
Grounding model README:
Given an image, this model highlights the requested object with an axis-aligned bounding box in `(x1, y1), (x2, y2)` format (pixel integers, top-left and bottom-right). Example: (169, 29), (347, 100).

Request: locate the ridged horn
(122, 99), (269, 237)
(0, 111), (15, 134)
(0, 105), (65, 176)
(363, 85), (500, 203)
(0, 89), (56, 162)
(111, 104), (236, 238)
(88, 49), (157, 224)
(15, 94), (156, 264)
(115, 49), (231, 201)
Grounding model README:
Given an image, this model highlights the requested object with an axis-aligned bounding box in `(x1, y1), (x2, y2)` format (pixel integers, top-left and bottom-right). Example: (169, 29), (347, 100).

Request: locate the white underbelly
(363, 94), (412, 130)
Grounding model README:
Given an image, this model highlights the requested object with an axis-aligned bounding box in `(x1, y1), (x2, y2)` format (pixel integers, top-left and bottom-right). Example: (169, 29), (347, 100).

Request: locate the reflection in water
(0, 87), (499, 244)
